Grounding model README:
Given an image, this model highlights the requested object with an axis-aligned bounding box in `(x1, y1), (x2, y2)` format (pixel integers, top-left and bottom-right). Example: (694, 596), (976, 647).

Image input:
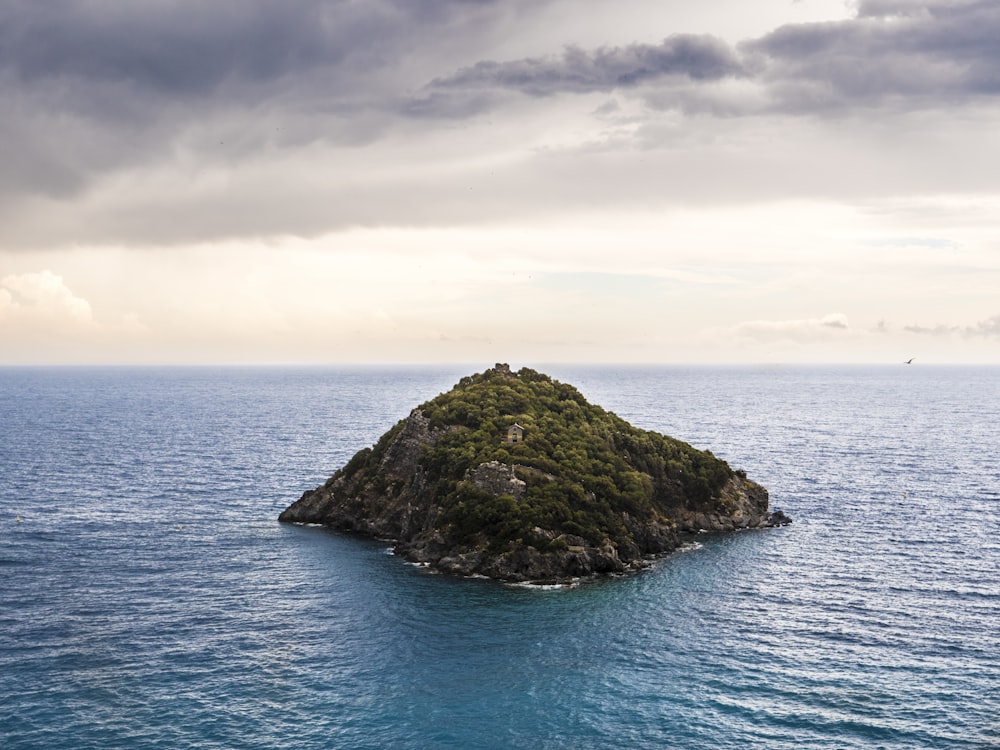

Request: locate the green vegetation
(340, 365), (736, 554)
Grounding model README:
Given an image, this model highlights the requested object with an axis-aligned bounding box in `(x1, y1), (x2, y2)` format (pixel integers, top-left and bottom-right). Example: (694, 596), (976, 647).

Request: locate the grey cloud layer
(1, 0), (504, 93)
(747, 0), (1000, 110)
(422, 0), (1000, 114)
(2, 0), (998, 248)
(428, 34), (742, 96)
(3, 2), (344, 95)
(0, 0), (525, 199)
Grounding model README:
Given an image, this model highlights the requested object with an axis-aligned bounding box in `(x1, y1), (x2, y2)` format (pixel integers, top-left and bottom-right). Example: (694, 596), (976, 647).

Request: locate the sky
(1, 0), (998, 365)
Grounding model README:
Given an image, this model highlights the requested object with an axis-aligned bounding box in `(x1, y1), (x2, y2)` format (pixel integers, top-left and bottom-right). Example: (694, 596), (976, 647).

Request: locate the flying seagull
(904, 358), (915, 364)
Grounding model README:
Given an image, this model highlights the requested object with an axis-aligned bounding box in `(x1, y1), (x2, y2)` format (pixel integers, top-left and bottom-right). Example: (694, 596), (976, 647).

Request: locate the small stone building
(505, 424), (524, 444)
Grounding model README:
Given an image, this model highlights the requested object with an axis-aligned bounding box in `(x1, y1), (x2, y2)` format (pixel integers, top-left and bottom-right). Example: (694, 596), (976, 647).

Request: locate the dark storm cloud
(418, 0), (1000, 115)
(4, 0), (999, 249)
(0, 0), (523, 200)
(1, 1), (343, 95)
(0, 0), (503, 95)
(746, 0), (1000, 110)
(426, 34), (744, 97)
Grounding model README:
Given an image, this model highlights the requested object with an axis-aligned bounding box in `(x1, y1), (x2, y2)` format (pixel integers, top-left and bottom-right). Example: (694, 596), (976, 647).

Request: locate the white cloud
(0, 270), (93, 325)
(0, 270), (153, 363)
(905, 314), (1000, 339)
(969, 315), (1000, 338)
(735, 313), (851, 342)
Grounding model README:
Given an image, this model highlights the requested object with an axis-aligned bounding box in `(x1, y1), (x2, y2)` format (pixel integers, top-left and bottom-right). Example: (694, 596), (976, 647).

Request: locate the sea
(1, 365), (997, 750)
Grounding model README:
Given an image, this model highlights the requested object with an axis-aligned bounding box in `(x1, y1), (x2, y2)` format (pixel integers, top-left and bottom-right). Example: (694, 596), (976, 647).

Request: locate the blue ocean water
(1, 365), (998, 749)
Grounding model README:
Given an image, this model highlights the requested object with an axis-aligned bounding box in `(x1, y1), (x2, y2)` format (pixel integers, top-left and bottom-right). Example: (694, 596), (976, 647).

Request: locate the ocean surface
(1, 365), (997, 749)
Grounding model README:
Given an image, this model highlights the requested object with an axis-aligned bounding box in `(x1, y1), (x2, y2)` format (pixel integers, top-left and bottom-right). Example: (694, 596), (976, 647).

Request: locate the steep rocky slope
(280, 364), (788, 583)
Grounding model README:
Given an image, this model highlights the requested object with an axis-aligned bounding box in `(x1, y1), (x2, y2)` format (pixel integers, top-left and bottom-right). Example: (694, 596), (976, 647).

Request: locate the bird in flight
(904, 358), (915, 364)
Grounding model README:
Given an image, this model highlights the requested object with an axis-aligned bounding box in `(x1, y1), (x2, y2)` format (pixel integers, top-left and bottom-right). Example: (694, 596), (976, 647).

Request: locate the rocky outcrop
(766, 509), (793, 527)
(279, 365), (789, 584)
(670, 474), (771, 532)
(469, 461), (526, 500)
(278, 409), (443, 541)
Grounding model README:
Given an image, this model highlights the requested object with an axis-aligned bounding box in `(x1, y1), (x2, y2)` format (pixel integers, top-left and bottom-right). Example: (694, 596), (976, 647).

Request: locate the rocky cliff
(279, 364), (788, 583)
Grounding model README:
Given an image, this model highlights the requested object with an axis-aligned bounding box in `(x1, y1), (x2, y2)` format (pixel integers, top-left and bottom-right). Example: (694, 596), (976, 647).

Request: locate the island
(279, 364), (790, 583)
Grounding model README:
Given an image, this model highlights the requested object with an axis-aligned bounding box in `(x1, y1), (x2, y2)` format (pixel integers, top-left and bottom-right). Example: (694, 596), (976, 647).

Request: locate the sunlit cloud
(0, 270), (93, 326)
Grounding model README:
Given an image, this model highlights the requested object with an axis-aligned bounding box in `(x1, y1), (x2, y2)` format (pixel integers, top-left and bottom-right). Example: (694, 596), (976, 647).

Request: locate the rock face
(469, 461), (526, 500)
(280, 364), (789, 583)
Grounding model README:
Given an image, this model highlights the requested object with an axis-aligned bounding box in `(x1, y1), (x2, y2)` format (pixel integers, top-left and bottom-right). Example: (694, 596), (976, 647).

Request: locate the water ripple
(2, 366), (998, 749)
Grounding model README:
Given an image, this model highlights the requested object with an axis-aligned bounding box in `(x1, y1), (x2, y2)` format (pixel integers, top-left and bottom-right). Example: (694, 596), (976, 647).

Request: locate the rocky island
(279, 364), (789, 583)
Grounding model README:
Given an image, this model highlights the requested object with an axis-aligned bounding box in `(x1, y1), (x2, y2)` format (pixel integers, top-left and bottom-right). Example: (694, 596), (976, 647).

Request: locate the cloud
(414, 34), (753, 120)
(426, 34), (744, 97)
(0, 270), (93, 326)
(0, 0), (519, 97)
(903, 323), (959, 336)
(744, 0), (1000, 113)
(968, 315), (1000, 337)
(0, 0), (536, 200)
(0, 269), (154, 362)
(3, 0), (999, 253)
(905, 314), (1000, 338)
(416, 0), (1000, 116)
(735, 313), (850, 342)
(1, 3), (339, 97)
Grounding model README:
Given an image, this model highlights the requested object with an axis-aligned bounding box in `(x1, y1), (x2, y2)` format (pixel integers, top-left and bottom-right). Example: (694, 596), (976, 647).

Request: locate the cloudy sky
(1, 0), (998, 364)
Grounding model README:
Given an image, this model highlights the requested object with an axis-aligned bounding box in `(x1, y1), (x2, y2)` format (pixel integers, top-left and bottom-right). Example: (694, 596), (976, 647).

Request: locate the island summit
(279, 364), (789, 583)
